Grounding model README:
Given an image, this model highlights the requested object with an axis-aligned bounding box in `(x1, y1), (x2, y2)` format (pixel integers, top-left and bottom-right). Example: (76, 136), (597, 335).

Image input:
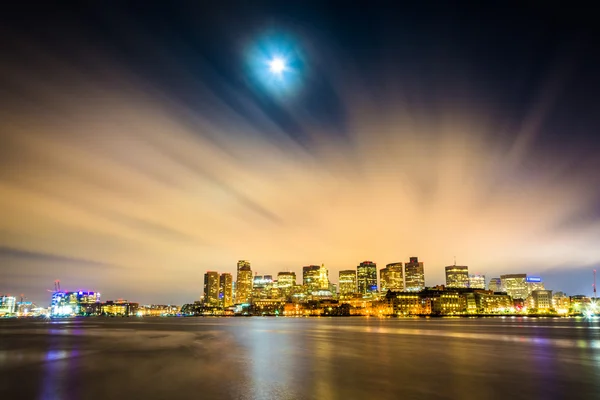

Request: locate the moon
(269, 57), (286, 74)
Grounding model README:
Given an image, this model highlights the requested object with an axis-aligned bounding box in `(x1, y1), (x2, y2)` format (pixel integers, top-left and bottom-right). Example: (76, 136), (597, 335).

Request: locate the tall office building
(236, 260), (253, 304)
(252, 275), (274, 299)
(488, 278), (502, 292)
(501, 274), (528, 300)
(404, 257), (425, 292)
(468, 274), (486, 289)
(203, 271), (220, 305)
(526, 276), (545, 295)
(380, 263), (404, 293)
(220, 273), (233, 307)
(339, 270), (357, 298)
(303, 265), (321, 292)
(277, 272), (296, 298)
(317, 264), (330, 290)
(357, 261), (377, 295)
(445, 265), (469, 288)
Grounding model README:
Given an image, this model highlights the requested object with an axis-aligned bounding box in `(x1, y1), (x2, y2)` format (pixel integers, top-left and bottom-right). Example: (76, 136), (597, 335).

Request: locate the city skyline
(2, 256), (594, 307)
(2, 4), (600, 305)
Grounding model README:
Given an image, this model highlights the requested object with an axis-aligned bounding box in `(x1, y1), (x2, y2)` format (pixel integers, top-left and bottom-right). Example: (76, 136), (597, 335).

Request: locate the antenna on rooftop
(594, 270), (597, 299)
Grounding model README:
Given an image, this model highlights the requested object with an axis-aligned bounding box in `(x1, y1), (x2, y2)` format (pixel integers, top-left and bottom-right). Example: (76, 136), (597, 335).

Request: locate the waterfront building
(488, 278), (502, 292)
(203, 271), (220, 305)
(553, 292), (570, 314)
(357, 261), (377, 295)
(500, 274), (528, 300)
(445, 265), (469, 288)
(0, 295), (16, 315)
(380, 263), (404, 293)
(476, 292), (514, 313)
(137, 304), (180, 316)
(569, 295), (591, 314)
(50, 291), (101, 317)
(102, 300), (138, 316)
(252, 298), (286, 315)
(389, 292), (423, 315)
(220, 273), (233, 307)
(16, 301), (35, 316)
(404, 257), (425, 292)
(339, 270), (357, 299)
(531, 290), (553, 311)
(468, 274), (486, 289)
(236, 260), (253, 304)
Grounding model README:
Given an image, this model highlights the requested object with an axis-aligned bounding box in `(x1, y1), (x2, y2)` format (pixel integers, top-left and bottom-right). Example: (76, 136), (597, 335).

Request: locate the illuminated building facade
(468, 274), (486, 289)
(476, 293), (514, 313)
(553, 292), (570, 314)
(404, 257), (425, 292)
(317, 264), (330, 290)
(220, 273), (233, 307)
(390, 292), (423, 315)
(236, 260), (253, 304)
(500, 274), (528, 299)
(531, 290), (553, 311)
(488, 278), (502, 292)
(303, 265), (321, 292)
(102, 300), (138, 316)
(203, 271), (220, 305)
(445, 265), (469, 288)
(339, 270), (357, 298)
(252, 275), (274, 299)
(428, 291), (461, 315)
(0, 295), (16, 315)
(137, 304), (180, 316)
(277, 272), (296, 298)
(50, 291), (101, 317)
(526, 276), (545, 295)
(357, 261), (377, 295)
(380, 263), (404, 293)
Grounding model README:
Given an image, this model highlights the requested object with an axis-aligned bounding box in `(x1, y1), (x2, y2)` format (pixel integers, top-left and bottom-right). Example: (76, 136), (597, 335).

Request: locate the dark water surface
(1, 317), (599, 399)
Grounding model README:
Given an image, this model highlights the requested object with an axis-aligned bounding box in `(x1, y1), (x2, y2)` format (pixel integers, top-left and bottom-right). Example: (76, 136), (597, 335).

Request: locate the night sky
(1, 3), (599, 305)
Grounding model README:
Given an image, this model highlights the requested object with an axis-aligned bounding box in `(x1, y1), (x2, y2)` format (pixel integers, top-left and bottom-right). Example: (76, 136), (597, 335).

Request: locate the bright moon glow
(269, 57), (286, 74)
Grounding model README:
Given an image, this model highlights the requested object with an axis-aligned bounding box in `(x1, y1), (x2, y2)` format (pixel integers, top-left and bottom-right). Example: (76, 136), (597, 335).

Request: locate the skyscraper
(404, 257), (425, 292)
(339, 270), (357, 298)
(501, 274), (528, 300)
(277, 272), (296, 298)
(526, 276), (545, 295)
(488, 278), (502, 292)
(380, 263), (404, 293)
(303, 265), (321, 292)
(203, 271), (220, 305)
(445, 265), (469, 288)
(236, 260), (253, 304)
(468, 274), (486, 289)
(357, 261), (377, 295)
(220, 273), (233, 307)
(317, 264), (330, 290)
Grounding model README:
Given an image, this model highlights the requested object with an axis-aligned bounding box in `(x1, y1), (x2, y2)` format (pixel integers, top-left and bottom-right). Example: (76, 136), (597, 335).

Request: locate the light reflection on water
(1, 318), (600, 400)
(315, 324), (600, 349)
